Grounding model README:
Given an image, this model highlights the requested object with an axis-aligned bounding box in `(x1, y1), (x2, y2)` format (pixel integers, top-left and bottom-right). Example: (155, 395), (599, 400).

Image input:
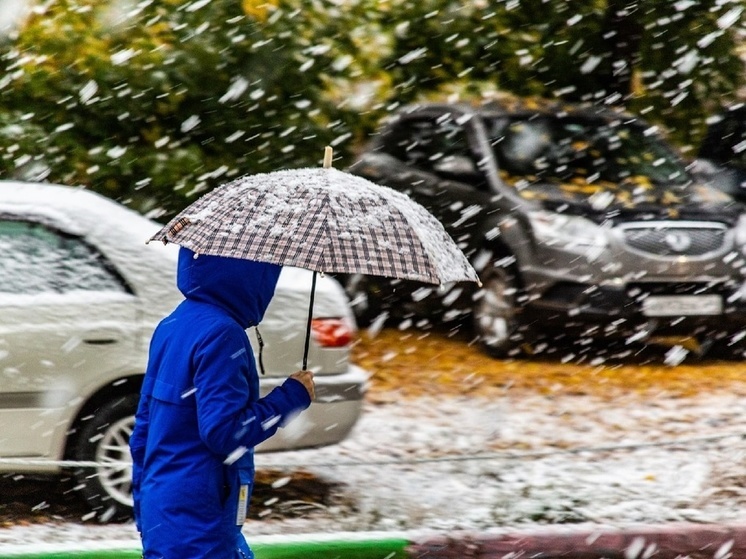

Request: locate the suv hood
(522, 178), (743, 223)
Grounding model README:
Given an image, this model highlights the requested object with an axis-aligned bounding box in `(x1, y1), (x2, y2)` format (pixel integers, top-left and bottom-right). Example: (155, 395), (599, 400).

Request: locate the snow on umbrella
(149, 147), (479, 368)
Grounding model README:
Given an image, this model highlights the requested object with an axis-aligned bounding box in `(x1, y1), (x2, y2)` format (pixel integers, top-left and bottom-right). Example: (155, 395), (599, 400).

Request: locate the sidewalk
(3, 523), (746, 559)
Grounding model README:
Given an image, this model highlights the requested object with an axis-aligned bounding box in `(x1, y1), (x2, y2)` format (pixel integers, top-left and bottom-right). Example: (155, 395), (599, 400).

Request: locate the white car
(0, 181), (368, 522)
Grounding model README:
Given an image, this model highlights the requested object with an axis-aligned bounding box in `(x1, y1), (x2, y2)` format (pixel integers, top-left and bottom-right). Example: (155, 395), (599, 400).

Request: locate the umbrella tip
(323, 146), (333, 169)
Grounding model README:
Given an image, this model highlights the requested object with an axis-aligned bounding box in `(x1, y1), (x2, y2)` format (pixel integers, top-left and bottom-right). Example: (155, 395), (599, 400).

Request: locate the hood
(176, 247), (282, 328)
(515, 178), (742, 222)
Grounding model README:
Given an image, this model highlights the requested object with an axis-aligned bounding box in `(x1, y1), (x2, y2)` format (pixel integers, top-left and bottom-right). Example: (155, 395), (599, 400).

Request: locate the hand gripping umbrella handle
(302, 270), (317, 370)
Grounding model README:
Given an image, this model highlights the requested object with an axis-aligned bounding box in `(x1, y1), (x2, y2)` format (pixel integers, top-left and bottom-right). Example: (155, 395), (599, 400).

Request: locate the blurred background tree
(368, 0), (744, 149)
(0, 0), (743, 216)
(0, 0), (353, 216)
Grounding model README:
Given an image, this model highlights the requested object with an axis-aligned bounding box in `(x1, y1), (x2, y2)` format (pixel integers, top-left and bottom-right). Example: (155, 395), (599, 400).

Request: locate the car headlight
(735, 214), (746, 252)
(527, 210), (608, 258)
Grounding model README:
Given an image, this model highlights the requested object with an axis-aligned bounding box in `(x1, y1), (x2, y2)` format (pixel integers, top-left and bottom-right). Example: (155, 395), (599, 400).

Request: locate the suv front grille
(620, 221), (728, 257)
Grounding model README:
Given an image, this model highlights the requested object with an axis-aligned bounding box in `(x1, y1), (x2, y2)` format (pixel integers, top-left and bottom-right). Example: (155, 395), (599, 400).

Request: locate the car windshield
(485, 115), (727, 208)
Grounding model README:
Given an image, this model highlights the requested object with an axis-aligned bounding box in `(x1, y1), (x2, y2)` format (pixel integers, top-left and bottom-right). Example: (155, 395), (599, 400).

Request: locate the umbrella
(149, 147), (479, 369)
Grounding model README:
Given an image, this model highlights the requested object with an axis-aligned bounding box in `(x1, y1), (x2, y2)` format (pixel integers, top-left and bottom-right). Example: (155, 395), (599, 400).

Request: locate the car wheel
(472, 267), (523, 357)
(71, 394), (137, 523)
(709, 333), (746, 361)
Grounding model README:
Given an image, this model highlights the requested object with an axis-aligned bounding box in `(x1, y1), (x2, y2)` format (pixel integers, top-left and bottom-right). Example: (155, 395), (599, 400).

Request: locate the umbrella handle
(302, 270), (317, 370)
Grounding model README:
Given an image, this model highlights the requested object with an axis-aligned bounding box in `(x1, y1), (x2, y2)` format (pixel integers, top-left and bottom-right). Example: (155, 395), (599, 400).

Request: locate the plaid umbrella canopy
(150, 148), (479, 368)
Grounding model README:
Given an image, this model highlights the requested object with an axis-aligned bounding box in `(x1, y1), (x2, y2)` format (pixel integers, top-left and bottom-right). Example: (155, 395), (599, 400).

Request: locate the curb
(408, 523), (746, 558)
(3, 524), (746, 559)
(0, 536), (410, 559)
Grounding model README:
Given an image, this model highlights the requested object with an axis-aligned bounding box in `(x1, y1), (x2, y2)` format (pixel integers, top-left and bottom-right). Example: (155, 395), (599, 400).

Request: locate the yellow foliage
(631, 68), (645, 98)
(561, 181), (603, 193)
(242, 0), (279, 21)
(661, 190), (682, 205)
(352, 328), (746, 403)
(571, 140), (590, 151)
(624, 175), (653, 189)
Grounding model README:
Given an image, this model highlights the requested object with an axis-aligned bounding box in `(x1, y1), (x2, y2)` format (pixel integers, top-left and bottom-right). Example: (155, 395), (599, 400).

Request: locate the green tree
(0, 0), (355, 216)
(0, 0), (742, 217)
(364, 0), (745, 147)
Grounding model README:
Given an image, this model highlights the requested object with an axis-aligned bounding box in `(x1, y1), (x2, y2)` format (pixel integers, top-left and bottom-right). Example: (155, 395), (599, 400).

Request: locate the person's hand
(289, 370), (315, 401)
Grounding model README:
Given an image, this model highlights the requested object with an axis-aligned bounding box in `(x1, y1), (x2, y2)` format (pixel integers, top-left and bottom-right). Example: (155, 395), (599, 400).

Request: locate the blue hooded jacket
(130, 248), (311, 559)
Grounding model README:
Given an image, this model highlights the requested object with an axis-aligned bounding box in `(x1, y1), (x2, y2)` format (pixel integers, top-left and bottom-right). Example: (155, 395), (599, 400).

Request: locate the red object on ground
(407, 523), (746, 558)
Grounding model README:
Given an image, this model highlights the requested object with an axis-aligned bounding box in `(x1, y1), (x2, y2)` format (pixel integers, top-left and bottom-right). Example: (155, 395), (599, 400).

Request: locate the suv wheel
(472, 267), (522, 357)
(71, 394), (137, 523)
(711, 333), (746, 361)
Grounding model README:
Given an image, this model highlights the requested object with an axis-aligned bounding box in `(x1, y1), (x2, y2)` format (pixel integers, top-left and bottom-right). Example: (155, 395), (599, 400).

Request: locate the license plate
(641, 295), (723, 317)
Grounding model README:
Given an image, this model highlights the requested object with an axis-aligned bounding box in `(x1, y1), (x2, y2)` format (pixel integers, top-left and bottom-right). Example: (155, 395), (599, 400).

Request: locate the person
(129, 247), (315, 559)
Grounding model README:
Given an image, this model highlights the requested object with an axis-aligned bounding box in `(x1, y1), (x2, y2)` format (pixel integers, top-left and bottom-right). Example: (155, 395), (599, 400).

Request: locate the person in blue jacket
(129, 247), (315, 559)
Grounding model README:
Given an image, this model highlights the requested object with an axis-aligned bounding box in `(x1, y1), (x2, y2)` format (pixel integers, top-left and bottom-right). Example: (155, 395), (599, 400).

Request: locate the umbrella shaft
(303, 271), (318, 370)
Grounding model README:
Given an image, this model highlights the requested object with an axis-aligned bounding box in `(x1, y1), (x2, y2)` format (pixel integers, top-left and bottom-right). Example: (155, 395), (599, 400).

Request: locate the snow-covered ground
(2, 390), (746, 549)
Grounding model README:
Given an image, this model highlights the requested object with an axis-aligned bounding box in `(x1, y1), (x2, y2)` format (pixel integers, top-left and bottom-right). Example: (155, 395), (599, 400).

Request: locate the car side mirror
(690, 158), (743, 200)
(433, 155), (479, 177)
(689, 158), (720, 177)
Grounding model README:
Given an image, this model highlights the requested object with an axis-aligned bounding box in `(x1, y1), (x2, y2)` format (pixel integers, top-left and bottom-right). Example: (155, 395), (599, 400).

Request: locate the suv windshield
(486, 115), (726, 208)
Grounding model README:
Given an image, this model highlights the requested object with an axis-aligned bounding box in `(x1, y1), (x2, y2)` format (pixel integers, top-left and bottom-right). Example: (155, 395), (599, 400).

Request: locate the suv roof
(385, 99), (634, 122)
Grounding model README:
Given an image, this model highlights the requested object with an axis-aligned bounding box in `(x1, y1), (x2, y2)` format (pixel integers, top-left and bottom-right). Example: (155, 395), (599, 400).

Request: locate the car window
(485, 115), (731, 207)
(0, 219), (128, 295)
(380, 116), (484, 184)
(491, 116), (687, 185)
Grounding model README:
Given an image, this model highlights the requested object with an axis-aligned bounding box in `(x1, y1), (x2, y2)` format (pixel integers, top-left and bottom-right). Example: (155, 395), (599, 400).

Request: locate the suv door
(0, 218), (139, 458)
(377, 114), (493, 260)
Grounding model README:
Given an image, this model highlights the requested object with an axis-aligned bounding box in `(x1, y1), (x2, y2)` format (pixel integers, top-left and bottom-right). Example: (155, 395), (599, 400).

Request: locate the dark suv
(347, 101), (746, 358)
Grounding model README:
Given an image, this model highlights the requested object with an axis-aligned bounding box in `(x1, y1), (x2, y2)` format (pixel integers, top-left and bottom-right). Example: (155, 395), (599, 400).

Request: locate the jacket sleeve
(193, 326), (311, 457)
(129, 393), (150, 532)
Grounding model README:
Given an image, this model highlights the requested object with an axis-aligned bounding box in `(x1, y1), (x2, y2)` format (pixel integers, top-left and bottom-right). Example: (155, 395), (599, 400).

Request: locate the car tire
(472, 266), (523, 358)
(71, 394), (137, 523)
(709, 334), (746, 361)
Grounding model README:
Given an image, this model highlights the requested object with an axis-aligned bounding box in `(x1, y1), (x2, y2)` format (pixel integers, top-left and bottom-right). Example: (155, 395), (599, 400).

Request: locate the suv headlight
(527, 210), (608, 258)
(736, 214), (746, 252)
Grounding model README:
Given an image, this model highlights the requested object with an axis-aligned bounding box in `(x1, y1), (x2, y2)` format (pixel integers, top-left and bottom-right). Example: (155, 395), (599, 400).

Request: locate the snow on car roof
(0, 180), (168, 247)
(0, 180), (357, 331)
